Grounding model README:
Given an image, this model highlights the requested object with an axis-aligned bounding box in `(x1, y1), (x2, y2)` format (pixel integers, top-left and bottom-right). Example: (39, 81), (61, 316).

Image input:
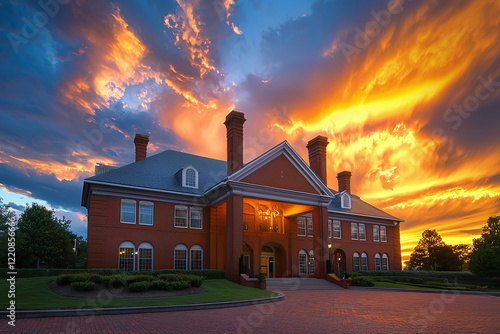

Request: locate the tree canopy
(408, 229), (464, 271)
(469, 216), (500, 277)
(16, 203), (76, 268)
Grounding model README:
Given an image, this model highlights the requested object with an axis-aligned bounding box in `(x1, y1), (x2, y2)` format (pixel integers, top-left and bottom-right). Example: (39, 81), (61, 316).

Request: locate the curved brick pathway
(2, 289), (499, 333)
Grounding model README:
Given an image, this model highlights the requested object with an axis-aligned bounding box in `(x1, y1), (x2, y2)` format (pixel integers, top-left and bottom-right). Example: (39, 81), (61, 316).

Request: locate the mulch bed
(48, 281), (206, 299)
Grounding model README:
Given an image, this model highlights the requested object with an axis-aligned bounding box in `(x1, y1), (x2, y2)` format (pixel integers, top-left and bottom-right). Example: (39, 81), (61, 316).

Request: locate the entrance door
(260, 256), (275, 278)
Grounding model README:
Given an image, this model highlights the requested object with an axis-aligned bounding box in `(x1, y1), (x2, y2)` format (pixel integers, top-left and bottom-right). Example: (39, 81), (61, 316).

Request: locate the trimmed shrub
(71, 281), (96, 292)
(0, 268), (119, 279)
(102, 274), (128, 289)
(154, 269), (225, 280)
(150, 280), (169, 290)
(86, 273), (102, 283)
(56, 273), (88, 285)
(186, 275), (204, 287)
(126, 275), (155, 284)
(128, 281), (152, 292)
(352, 277), (375, 287)
(170, 280), (190, 290)
(408, 277), (423, 284)
(159, 274), (187, 282)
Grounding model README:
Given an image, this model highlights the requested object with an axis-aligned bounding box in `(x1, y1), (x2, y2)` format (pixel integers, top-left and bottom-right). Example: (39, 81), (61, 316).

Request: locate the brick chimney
(337, 171), (352, 193)
(306, 136), (329, 185)
(224, 110), (246, 174)
(134, 134), (149, 162)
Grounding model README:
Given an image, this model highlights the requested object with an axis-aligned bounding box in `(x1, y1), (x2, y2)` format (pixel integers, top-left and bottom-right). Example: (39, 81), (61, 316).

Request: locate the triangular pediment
(228, 141), (334, 197)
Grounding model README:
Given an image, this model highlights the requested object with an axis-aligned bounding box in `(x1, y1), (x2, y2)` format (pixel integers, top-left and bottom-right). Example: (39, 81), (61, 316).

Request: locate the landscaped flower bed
(56, 272), (204, 292)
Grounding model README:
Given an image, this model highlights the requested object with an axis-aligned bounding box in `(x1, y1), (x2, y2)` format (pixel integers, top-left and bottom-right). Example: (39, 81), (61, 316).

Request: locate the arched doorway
(260, 245), (275, 278)
(333, 249), (346, 275)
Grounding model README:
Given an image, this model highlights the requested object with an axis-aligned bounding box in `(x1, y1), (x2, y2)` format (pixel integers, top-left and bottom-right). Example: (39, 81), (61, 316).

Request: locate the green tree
(408, 229), (445, 270)
(469, 216), (500, 277)
(451, 244), (472, 270)
(17, 203), (74, 268)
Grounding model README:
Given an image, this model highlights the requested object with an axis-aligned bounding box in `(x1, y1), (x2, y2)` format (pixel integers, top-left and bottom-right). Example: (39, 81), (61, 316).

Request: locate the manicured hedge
(350, 271), (500, 288)
(352, 276), (375, 287)
(0, 268), (225, 280)
(71, 281), (97, 292)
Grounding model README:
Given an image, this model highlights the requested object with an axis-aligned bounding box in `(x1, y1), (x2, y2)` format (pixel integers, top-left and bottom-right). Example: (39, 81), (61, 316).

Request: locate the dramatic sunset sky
(1, 0), (499, 262)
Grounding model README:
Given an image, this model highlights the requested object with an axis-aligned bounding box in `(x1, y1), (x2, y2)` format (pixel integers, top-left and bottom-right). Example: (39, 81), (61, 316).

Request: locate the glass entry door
(260, 256), (275, 278)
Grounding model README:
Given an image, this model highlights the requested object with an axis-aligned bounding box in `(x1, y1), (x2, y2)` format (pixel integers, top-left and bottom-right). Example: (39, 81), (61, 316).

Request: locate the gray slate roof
(85, 150), (227, 195)
(328, 194), (402, 221)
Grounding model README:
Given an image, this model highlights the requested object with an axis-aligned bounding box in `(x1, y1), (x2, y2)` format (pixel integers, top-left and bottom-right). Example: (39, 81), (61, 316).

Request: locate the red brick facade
(82, 111), (403, 280)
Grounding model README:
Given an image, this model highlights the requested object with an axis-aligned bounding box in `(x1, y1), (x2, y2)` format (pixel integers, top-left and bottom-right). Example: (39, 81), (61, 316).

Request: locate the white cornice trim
(328, 210), (404, 222)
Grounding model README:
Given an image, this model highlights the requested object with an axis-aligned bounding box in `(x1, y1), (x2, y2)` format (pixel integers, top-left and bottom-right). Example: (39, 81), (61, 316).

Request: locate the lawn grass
(0, 277), (278, 310)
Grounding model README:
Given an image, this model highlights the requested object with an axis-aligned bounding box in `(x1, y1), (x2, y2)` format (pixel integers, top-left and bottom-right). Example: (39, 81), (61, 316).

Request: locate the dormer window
(341, 193), (351, 209)
(182, 165), (199, 189)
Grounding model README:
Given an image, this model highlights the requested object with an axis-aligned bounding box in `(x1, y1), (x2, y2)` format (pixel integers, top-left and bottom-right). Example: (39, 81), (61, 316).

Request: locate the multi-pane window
(299, 250), (307, 274)
(185, 168), (196, 187)
(333, 221), (342, 239)
(190, 208), (203, 229)
(381, 226), (387, 242)
(353, 252), (360, 271)
(297, 217), (306, 236)
(361, 252), (368, 271)
(119, 242), (135, 271)
(121, 200), (136, 224)
(382, 254), (389, 271)
(139, 201), (153, 225)
(359, 224), (366, 241)
(138, 242), (153, 271)
(375, 253), (381, 271)
(351, 223), (358, 240)
(308, 250), (315, 274)
(190, 245), (203, 270)
(373, 225), (380, 242)
(307, 218), (313, 237)
(174, 244), (187, 270)
(174, 206), (188, 228)
(328, 220), (332, 238)
(341, 193), (351, 209)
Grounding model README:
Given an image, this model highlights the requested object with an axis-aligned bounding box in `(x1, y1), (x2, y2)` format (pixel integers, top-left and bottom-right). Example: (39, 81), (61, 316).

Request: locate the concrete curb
(350, 286), (497, 296)
(0, 293), (285, 319)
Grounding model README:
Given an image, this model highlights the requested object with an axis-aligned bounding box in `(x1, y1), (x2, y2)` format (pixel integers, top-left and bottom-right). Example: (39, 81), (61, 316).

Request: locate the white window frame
(190, 207), (203, 229)
(307, 217), (313, 237)
(190, 245), (203, 270)
(138, 242), (153, 272)
(328, 220), (332, 238)
(118, 241), (135, 271)
(375, 253), (381, 271)
(381, 226), (387, 242)
(139, 201), (154, 225)
(174, 205), (188, 228)
(297, 217), (306, 236)
(341, 193), (351, 209)
(120, 199), (136, 224)
(359, 223), (366, 241)
(373, 225), (380, 242)
(361, 252), (368, 271)
(333, 220), (342, 239)
(182, 165), (199, 189)
(351, 223), (358, 240)
(353, 252), (360, 272)
(382, 253), (389, 271)
(174, 244), (188, 270)
(299, 249), (308, 274)
(308, 250), (315, 274)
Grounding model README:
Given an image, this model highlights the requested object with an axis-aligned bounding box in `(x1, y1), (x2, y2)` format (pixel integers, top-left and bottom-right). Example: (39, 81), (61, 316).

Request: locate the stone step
(265, 278), (342, 291)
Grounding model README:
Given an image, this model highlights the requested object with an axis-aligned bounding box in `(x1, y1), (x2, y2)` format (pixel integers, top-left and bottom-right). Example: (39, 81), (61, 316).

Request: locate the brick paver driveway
(2, 289), (499, 333)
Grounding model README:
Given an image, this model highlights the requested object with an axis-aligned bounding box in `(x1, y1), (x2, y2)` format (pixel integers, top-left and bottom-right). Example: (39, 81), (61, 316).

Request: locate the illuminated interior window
(119, 241), (135, 271)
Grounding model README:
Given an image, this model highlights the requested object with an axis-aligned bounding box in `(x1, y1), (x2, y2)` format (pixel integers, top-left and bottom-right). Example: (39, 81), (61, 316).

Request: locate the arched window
(299, 250), (308, 274)
(119, 241), (135, 272)
(308, 250), (315, 274)
(382, 253), (389, 271)
(182, 166), (199, 189)
(190, 245), (203, 270)
(138, 242), (153, 272)
(353, 252), (360, 272)
(361, 252), (368, 271)
(375, 253), (381, 271)
(174, 244), (188, 270)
